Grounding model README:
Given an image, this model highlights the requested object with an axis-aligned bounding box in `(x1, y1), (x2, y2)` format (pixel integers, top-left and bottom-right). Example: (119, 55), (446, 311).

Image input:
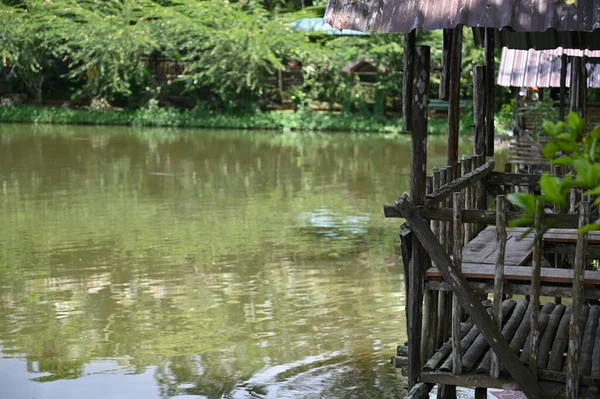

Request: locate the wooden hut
(498, 47), (600, 133)
(324, 1), (600, 398)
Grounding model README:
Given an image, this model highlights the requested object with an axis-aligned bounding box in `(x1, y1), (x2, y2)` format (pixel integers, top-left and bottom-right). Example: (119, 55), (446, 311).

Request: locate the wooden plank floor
(461, 227), (534, 266)
(422, 299), (600, 384)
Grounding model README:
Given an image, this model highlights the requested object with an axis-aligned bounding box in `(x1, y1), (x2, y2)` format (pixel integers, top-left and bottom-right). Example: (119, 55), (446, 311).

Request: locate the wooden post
(422, 177), (437, 362)
(566, 201), (590, 399)
(439, 29), (452, 101)
(560, 54), (568, 121)
(484, 28), (495, 157)
(530, 200), (543, 380)
(491, 195), (506, 379)
(407, 45), (430, 389)
(582, 55), (588, 125)
(452, 192), (463, 375)
(403, 30), (416, 132)
(570, 56), (581, 114)
(447, 26), (463, 167)
(437, 167), (448, 350)
(395, 194), (543, 399)
(473, 66), (486, 156)
(461, 157), (472, 244)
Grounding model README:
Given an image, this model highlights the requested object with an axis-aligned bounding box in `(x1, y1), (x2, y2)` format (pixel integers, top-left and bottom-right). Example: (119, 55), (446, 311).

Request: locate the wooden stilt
(452, 192), (464, 375)
(407, 45), (430, 389)
(473, 66), (485, 155)
(484, 28), (495, 157)
(566, 201), (590, 399)
(447, 26), (463, 167)
(560, 54), (568, 121)
(403, 30), (416, 132)
(491, 195), (506, 379)
(530, 200), (543, 380)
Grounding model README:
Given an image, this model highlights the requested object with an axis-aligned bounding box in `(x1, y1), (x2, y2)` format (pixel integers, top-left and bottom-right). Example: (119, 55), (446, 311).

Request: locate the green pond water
(0, 124), (499, 399)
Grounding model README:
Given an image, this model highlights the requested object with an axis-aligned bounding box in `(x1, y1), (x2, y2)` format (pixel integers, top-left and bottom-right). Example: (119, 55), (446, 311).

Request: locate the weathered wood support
(406, 382), (434, 399)
(423, 177), (438, 361)
(439, 29), (452, 101)
(452, 192), (464, 375)
(447, 26), (463, 167)
(570, 56), (581, 114)
(384, 206), (582, 229)
(407, 45), (430, 389)
(560, 54), (568, 121)
(424, 160), (495, 207)
(530, 200), (543, 380)
(491, 195), (506, 379)
(403, 30), (416, 132)
(566, 201), (590, 399)
(462, 157), (473, 242)
(484, 28), (495, 157)
(395, 194), (543, 399)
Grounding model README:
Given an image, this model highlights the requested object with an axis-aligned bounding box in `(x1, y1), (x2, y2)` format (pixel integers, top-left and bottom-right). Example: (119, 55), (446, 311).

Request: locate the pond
(0, 124), (490, 399)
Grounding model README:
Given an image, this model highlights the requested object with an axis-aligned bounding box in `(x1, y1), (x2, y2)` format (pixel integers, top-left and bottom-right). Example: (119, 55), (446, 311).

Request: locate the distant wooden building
(498, 47), (600, 133)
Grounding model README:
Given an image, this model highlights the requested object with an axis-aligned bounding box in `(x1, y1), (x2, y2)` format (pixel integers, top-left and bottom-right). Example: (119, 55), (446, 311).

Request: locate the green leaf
(507, 192), (536, 213)
(540, 173), (564, 204)
(550, 156), (575, 165)
(542, 141), (560, 159)
(577, 223), (600, 234)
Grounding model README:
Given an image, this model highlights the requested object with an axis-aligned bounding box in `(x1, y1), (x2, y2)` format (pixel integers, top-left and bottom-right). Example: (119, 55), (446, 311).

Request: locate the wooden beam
(406, 382), (434, 399)
(484, 28), (495, 157)
(384, 206), (581, 229)
(560, 54), (568, 121)
(425, 280), (600, 300)
(473, 66), (486, 156)
(484, 172), (540, 187)
(407, 45), (430, 390)
(423, 160), (495, 207)
(395, 194), (543, 399)
(403, 30), (416, 132)
(447, 26), (463, 167)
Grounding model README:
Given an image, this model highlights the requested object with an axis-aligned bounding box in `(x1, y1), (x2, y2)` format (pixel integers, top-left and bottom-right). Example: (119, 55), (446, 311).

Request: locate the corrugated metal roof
(497, 47), (600, 88)
(324, 0), (600, 49)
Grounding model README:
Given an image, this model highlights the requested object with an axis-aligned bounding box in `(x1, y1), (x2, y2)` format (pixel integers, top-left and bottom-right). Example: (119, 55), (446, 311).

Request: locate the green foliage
(508, 112), (600, 232)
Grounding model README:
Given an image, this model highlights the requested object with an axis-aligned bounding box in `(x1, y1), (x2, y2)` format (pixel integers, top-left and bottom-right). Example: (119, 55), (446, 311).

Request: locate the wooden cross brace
(395, 193), (543, 399)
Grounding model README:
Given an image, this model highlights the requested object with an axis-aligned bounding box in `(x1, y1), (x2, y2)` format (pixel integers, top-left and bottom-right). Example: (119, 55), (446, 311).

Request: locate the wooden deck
(425, 226), (600, 295)
(421, 299), (600, 396)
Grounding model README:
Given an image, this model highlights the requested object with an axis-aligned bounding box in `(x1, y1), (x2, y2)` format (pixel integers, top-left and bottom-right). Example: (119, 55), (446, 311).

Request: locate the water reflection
(0, 124), (485, 398)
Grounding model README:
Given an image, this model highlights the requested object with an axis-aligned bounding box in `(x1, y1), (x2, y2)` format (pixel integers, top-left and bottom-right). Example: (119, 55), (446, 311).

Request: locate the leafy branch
(508, 112), (600, 232)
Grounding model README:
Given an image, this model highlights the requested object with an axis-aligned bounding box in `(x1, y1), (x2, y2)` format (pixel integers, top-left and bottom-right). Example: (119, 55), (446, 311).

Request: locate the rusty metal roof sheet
(497, 47), (600, 88)
(324, 0), (600, 49)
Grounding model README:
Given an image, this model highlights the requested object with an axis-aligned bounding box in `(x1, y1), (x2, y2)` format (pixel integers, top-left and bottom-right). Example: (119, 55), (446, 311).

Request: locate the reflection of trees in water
(0, 126), (421, 395)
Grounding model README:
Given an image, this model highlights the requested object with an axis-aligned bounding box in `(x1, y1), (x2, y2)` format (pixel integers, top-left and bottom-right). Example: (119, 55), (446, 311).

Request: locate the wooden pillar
(403, 30), (416, 132)
(407, 45), (430, 389)
(582, 55), (588, 124)
(566, 202), (590, 399)
(559, 54), (568, 121)
(473, 66), (486, 156)
(439, 29), (453, 101)
(491, 195), (506, 379)
(447, 26), (463, 167)
(570, 56), (581, 114)
(530, 200), (543, 380)
(452, 192), (464, 374)
(538, 87), (544, 102)
(484, 28), (495, 157)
